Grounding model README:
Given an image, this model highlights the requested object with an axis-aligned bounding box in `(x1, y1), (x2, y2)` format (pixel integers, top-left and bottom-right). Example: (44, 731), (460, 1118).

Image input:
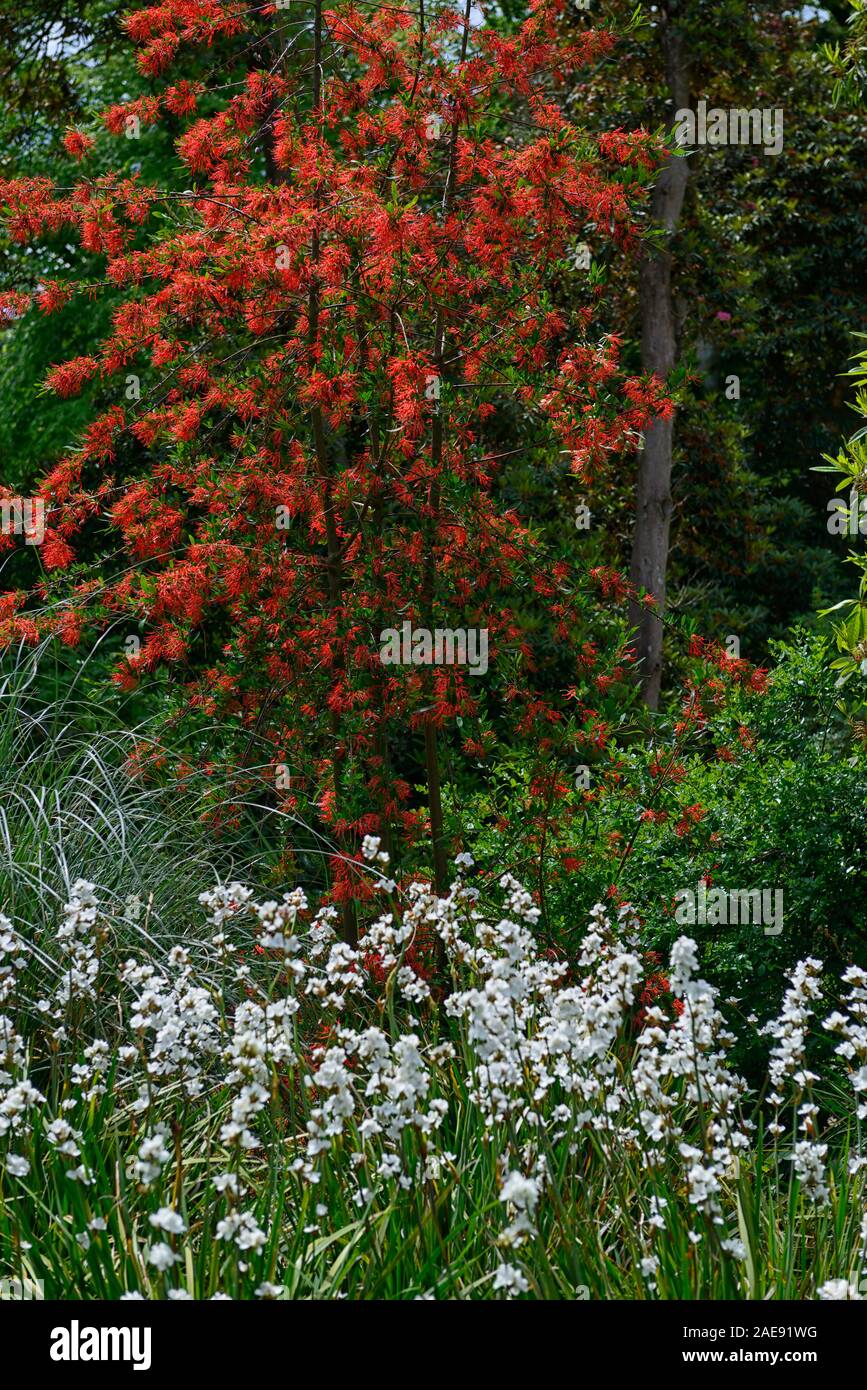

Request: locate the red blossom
(63, 129), (95, 160)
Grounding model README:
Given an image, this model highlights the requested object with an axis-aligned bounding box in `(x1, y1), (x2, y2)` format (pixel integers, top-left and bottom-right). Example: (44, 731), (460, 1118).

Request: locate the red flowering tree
(0, 0), (672, 934)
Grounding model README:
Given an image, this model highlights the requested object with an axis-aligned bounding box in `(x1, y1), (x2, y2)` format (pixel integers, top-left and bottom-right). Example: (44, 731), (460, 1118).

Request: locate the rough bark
(628, 6), (690, 708)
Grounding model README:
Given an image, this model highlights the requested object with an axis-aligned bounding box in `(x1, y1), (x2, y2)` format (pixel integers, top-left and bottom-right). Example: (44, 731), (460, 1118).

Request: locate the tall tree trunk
(421, 0), (473, 900)
(629, 4), (690, 708)
(308, 0), (356, 943)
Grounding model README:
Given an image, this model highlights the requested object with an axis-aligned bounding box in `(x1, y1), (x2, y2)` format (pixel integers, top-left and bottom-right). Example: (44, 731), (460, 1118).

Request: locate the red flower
(63, 129), (95, 160)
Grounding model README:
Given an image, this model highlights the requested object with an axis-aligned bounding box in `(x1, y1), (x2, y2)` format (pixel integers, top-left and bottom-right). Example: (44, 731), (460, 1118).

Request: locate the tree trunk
(629, 5), (690, 708)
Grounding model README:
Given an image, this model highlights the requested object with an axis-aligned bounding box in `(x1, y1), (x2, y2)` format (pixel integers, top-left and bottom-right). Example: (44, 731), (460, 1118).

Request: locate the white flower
(6, 1154), (29, 1177)
(124, 895), (143, 924)
(791, 1141), (830, 1206)
(720, 1238), (747, 1260)
(499, 1171), (540, 1246)
(817, 1279), (862, 1300)
(492, 1263), (529, 1296)
(149, 1208), (187, 1235)
(147, 1242), (180, 1271)
(500, 1172), (539, 1210)
(216, 1210), (266, 1253)
(198, 883), (253, 927)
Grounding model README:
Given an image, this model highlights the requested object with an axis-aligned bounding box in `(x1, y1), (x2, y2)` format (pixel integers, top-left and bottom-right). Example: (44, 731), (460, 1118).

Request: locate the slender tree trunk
(628, 4), (690, 708)
(308, 0), (356, 942)
(421, 0), (473, 899)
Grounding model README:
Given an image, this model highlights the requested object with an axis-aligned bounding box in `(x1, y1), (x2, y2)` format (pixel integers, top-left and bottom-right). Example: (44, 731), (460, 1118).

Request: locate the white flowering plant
(2, 853), (867, 1300)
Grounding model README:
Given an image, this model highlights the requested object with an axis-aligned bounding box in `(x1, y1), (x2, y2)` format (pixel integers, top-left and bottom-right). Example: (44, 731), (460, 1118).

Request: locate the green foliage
(824, 0), (867, 106)
(816, 338), (867, 701)
(0, 643), (295, 946)
(459, 632), (867, 1051)
(623, 636), (867, 1029)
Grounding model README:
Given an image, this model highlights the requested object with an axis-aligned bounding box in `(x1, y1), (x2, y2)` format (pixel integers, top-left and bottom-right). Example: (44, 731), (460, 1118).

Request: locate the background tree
(563, 0), (867, 701)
